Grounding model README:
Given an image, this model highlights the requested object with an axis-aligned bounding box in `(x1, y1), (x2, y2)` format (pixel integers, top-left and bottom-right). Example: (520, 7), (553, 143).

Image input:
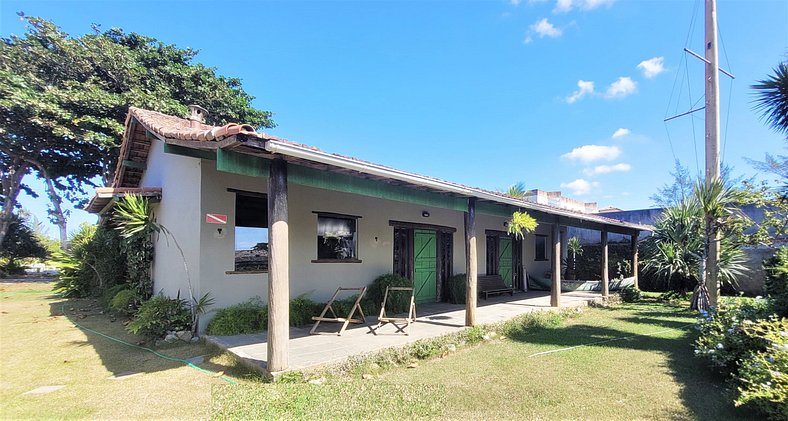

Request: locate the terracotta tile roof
(95, 107), (652, 232)
(129, 107), (266, 142)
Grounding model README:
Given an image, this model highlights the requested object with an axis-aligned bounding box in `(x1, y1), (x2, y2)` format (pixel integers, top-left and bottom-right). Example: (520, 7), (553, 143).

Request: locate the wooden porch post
(551, 223), (561, 307)
(465, 198), (477, 326)
(267, 158), (289, 373)
(631, 231), (640, 290)
(601, 230), (609, 297)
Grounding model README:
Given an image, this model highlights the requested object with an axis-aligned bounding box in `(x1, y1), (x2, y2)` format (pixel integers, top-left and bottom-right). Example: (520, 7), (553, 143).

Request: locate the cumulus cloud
(561, 144), (621, 163)
(583, 163), (632, 175)
(554, 0), (615, 13)
(611, 128), (630, 139)
(604, 76), (637, 99)
(566, 80), (595, 104)
(560, 178), (599, 195)
(531, 18), (562, 38)
(637, 56), (665, 78)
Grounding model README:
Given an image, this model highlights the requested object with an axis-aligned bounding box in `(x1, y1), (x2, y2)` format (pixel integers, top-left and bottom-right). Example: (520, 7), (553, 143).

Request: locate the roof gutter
(265, 140), (652, 232)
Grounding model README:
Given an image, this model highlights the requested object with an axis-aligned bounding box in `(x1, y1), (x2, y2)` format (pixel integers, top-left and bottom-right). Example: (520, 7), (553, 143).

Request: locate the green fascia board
(217, 148), (269, 177)
(289, 165), (468, 212)
(477, 201), (516, 218)
(163, 144), (216, 161)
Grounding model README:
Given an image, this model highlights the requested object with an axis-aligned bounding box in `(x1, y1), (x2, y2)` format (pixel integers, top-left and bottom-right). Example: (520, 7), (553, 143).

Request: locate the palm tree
(753, 61), (788, 137)
(504, 182), (528, 199)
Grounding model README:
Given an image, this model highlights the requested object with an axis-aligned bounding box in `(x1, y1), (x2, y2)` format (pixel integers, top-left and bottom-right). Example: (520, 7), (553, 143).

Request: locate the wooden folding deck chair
(370, 286), (416, 335)
(310, 287), (367, 336)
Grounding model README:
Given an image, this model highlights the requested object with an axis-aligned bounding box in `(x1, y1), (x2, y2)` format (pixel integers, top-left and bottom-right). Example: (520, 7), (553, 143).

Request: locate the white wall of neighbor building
(140, 140), (202, 302)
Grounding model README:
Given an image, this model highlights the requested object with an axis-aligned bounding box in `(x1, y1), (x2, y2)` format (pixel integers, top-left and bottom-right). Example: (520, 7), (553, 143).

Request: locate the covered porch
(207, 290), (604, 374)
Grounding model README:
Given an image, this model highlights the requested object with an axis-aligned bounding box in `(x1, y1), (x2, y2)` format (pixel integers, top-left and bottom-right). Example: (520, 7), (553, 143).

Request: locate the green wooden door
(498, 236), (513, 287)
(413, 230), (437, 304)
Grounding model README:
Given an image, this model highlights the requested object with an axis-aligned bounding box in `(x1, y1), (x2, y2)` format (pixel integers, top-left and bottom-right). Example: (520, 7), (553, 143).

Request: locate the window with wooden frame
(233, 191), (268, 272)
(534, 234), (547, 261)
(314, 212), (361, 263)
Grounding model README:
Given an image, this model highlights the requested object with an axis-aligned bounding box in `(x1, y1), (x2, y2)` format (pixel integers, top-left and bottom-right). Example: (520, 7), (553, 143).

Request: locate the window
(534, 235), (547, 261)
(234, 193), (268, 272)
(486, 235), (499, 275)
(316, 215), (359, 261)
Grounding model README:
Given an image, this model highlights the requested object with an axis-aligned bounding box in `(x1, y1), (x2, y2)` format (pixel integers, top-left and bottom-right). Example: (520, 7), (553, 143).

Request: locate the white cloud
(611, 128), (630, 139)
(560, 178), (599, 195)
(566, 80), (595, 104)
(561, 144), (621, 163)
(510, 0), (521, 6)
(554, 0), (615, 13)
(604, 76), (637, 99)
(583, 163), (632, 175)
(637, 56), (665, 78)
(530, 18), (562, 38)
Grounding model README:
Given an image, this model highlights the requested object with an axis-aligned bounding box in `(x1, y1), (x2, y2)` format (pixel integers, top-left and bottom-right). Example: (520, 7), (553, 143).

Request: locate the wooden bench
(478, 275), (515, 300)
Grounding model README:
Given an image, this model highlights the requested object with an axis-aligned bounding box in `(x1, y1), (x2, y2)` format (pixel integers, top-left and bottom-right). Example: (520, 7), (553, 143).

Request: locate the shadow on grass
(48, 296), (258, 380)
(507, 302), (754, 420)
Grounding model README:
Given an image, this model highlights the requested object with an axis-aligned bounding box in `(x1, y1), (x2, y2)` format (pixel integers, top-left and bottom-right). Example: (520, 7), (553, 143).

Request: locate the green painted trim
(217, 149), (269, 177)
(163, 144), (216, 161)
(477, 201), (515, 218)
(122, 159), (146, 170)
(288, 165), (468, 212)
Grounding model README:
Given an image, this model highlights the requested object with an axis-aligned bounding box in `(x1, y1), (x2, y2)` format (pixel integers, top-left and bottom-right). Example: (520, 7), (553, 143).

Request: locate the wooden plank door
(498, 236), (513, 287)
(413, 229), (437, 304)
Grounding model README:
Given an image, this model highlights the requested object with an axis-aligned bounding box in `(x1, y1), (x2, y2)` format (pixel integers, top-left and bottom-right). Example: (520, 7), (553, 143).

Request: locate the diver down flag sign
(205, 213), (228, 224)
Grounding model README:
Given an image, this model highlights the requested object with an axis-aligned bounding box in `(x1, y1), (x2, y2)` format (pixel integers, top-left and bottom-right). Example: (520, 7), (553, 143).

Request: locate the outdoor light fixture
(422, 211), (430, 218)
(504, 222), (509, 228)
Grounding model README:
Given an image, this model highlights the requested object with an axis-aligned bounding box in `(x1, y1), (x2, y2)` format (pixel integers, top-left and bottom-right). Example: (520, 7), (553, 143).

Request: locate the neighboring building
(524, 190), (598, 214)
(87, 106), (651, 372)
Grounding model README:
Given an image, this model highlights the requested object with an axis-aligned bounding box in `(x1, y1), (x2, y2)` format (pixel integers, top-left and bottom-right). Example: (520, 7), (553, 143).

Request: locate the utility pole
(704, 0), (721, 308)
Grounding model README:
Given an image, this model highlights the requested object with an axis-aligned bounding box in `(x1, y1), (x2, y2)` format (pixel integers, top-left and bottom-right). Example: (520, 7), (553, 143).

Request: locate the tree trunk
(0, 158), (29, 248)
(29, 161), (68, 250)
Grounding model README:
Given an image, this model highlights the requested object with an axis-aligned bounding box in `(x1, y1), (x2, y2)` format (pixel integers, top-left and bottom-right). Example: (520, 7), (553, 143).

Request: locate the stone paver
(207, 290), (602, 373)
(23, 385), (65, 395)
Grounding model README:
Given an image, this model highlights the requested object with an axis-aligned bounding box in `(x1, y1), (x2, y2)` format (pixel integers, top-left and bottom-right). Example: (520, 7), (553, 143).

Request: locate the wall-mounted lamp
(503, 222), (509, 228)
(422, 211), (430, 218)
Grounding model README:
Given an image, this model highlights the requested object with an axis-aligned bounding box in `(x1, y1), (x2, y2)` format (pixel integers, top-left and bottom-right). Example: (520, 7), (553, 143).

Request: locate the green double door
(498, 236), (513, 288)
(413, 229), (437, 304)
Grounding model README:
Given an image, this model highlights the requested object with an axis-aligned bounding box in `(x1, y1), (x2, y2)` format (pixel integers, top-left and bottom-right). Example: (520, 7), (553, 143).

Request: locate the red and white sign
(205, 213), (228, 224)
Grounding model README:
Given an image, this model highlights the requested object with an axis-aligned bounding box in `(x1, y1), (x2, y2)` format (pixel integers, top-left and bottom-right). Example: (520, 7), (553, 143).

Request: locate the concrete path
(206, 291), (603, 373)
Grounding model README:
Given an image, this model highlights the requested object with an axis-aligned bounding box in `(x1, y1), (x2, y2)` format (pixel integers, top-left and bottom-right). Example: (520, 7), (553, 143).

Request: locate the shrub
(110, 288), (139, 315)
(331, 295), (377, 319)
(657, 290), (692, 303)
(53, 225), (127, 298)
(207, 301), (268, 336)
(127, 295), (191, 339)
(446, 274), (466, 304)
(289, 294), (324, 327)
(734, 316), (788, 420)
(619, 286), (642, 303)
(764, 246), (788, 317)
(100, 284), (127, 309)
(367, 274), (412, 314)
(694, 297), (771, 374)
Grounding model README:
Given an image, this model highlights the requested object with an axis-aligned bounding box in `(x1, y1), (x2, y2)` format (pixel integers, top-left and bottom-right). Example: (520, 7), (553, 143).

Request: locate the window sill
(311, 259), (363, 264)
(226, 270), (268, 275)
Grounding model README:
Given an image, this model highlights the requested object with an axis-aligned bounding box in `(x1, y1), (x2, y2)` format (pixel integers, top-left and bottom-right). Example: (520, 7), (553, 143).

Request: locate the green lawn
(1, 282), (754, 420)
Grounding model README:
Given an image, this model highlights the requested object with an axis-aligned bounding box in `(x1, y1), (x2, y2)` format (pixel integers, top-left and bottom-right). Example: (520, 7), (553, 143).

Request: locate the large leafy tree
(0, 15), (274, 248)
(0, 212), (47, 276)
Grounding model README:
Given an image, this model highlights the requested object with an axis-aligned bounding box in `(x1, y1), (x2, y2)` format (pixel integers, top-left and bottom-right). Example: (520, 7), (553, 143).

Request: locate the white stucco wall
(139, 140), (202, 301)
(144, 145), (562, 330)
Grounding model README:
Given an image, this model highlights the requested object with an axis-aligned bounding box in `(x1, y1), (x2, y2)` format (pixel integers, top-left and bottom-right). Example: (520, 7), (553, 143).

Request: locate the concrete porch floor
(206, 290), (604, 374)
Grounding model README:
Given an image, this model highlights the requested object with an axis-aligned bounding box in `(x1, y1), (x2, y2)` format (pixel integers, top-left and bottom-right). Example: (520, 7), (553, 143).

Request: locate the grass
(0, 282), (259, 420)
(215, 298), (754, 420)
(1, 283), (754, 420)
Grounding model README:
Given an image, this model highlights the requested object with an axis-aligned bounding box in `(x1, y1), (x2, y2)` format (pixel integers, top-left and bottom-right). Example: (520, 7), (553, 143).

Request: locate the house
(87, 105), (652, 372)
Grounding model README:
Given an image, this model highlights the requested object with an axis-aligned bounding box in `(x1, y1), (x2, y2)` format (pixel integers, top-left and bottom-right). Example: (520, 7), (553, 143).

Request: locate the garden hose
(56, 298), (238, 385)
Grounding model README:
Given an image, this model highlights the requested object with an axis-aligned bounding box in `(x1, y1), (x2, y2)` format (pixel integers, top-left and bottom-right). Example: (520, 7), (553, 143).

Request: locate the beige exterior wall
(143, 140), (554, 331)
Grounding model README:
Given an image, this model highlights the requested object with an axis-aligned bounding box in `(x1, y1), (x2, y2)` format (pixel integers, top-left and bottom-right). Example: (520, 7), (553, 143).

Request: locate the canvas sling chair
(310, 287), (367, 336)
(369, 286), (417, 336)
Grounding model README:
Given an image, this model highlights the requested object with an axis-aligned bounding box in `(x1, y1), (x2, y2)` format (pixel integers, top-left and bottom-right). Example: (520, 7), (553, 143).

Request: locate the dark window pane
(235, 194), (268, 271)
(317, 216), (357, 260)
(535, 235), (546, 261)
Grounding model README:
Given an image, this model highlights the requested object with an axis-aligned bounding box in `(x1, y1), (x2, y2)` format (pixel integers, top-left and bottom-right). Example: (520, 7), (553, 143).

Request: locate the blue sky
(2, 0), (786, 239)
